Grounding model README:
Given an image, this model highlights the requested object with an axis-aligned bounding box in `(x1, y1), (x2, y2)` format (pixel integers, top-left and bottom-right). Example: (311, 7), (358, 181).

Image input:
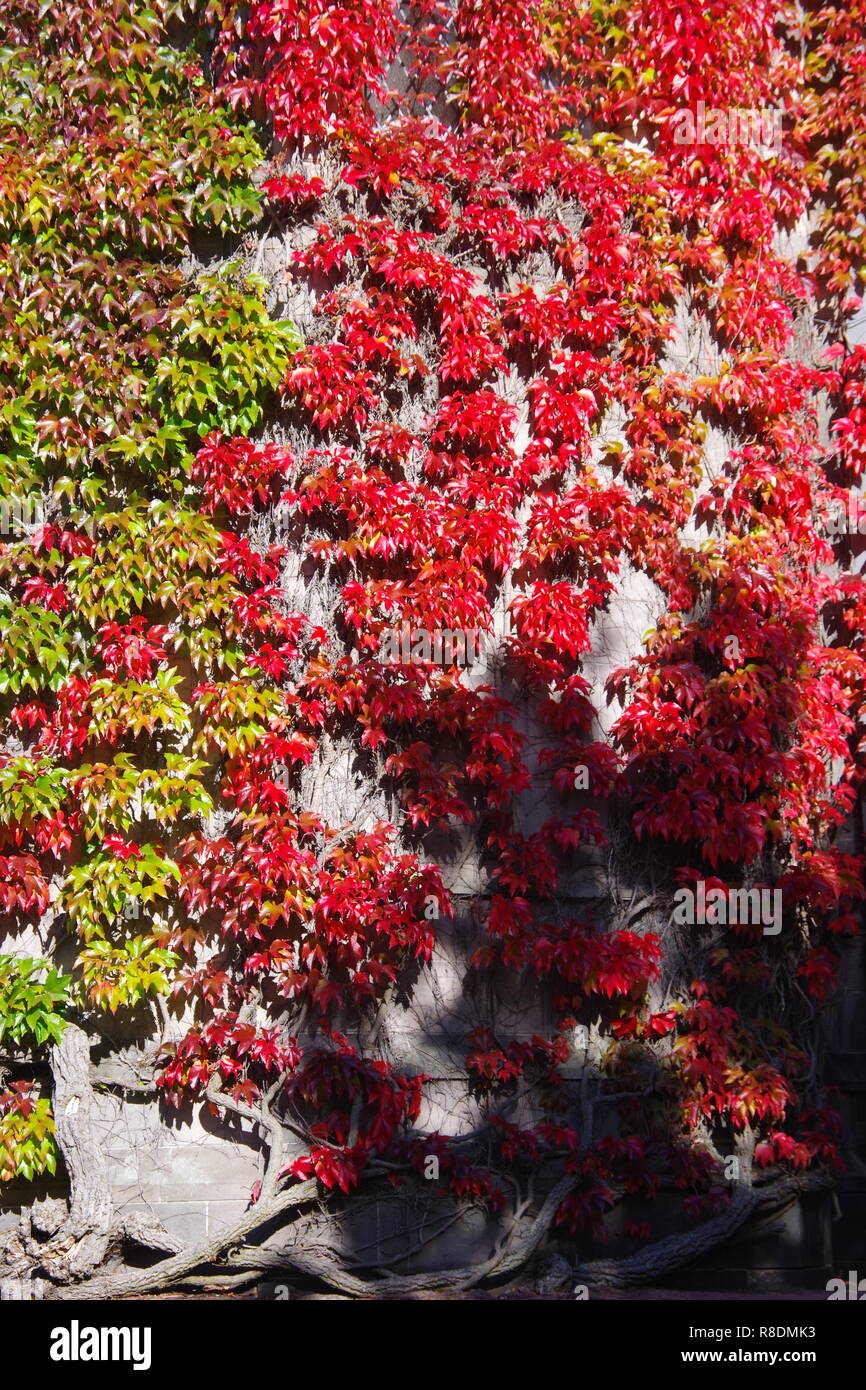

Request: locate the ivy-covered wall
(2, 0), (866, 1296)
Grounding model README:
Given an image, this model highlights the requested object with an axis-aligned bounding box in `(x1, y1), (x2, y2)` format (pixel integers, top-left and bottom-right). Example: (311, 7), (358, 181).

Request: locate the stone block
(115, 1201), (206, 1247)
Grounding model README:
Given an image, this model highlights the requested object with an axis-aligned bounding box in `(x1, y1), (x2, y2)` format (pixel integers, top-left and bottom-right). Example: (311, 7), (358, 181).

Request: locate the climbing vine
(1, 0), (865, 1295)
